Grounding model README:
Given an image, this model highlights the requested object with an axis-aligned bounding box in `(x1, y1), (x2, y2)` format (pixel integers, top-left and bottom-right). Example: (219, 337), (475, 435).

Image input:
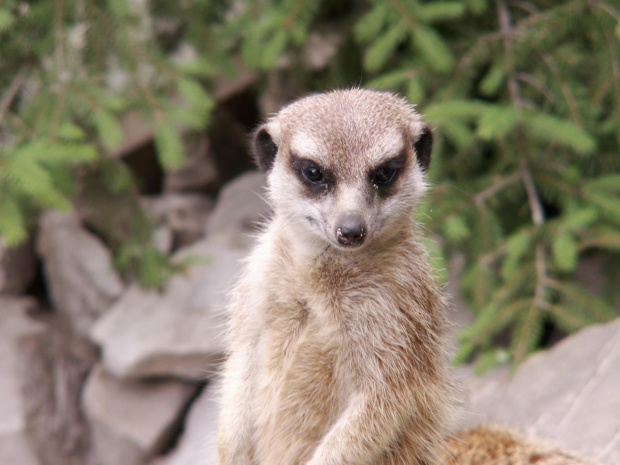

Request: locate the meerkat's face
(253, 89), (433, 252)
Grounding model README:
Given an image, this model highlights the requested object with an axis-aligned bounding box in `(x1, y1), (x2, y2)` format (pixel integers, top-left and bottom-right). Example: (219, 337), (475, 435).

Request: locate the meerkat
(216, 89), (599, 465)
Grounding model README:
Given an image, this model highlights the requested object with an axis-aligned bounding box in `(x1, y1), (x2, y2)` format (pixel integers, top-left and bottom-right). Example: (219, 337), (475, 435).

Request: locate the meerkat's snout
(335, 212), (367, 246)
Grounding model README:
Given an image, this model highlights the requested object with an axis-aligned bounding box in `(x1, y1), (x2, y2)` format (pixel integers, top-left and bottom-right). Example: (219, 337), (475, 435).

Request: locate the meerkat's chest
(251, 300), (351, 464)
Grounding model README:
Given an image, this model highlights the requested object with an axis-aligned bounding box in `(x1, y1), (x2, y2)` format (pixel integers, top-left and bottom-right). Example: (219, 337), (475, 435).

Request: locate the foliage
(0, 0), (219, 286)
(351, 0), (620, 368)
(1, 0), (619, 362)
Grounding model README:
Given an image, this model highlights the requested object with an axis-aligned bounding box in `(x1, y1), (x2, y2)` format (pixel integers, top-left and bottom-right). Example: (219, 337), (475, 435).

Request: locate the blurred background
(0, 1), (619, 464)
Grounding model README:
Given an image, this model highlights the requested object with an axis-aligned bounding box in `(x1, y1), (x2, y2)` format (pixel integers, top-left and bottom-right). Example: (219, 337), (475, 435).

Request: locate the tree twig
(474, 172), (521, 206)
(497, 0), (548, 308)
(0, 69), (28, 124)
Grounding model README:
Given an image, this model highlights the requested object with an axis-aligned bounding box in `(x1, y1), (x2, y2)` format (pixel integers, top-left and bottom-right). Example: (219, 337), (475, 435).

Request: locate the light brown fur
(216, 89), (599, 465)
(440, 426), (598, 465)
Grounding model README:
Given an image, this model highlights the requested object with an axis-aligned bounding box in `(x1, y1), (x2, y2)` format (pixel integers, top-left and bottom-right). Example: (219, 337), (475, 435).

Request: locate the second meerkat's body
(217, 89), (599, 465)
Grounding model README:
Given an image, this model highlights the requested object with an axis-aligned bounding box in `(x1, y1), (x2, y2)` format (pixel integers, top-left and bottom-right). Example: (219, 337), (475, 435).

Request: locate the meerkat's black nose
(336, 214), (367, 246)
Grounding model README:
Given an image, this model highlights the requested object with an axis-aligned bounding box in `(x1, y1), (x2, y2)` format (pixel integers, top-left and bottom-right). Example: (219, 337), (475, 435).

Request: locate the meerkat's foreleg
(217, 344), (257, 465)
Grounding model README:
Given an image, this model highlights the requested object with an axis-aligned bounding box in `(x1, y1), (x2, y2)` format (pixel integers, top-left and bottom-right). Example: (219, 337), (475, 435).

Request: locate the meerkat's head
(253, 89), (433, 252)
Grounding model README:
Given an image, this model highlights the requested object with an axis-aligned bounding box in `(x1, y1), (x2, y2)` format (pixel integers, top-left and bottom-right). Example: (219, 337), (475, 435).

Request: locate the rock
(142, 193), (214, 249)
(91, 233), (250, 380)
(0, 239), (37, 295)
(153, 226), (174, 254)
(204, 171), (270, 237)
(459, 318), (620, 464)
(153, 380), (219, 465)
(37, 211), (125, 336)
(163, 133), (219, 193)
(0, 297), (46, 465)
(83, 365), (196, 465)
(18, 312), (98, 465)
(111, 57), (256, 161)
(303, 29), (342, 71)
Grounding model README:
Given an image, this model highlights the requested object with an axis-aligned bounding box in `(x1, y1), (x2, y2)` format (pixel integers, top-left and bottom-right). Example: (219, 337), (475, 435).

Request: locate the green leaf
(354, 5), (389, 44)
(502, 228), (533, 279)
(510, 305), (543, 363)
(406, 77), (424, 104)
(43, 143), (98, 164)
(260, 29), (288, 70)
(586, 175), (620, 191)
(0, 196), (28, 246)
(551, 280), (617, 322)
(93, 110), (124, 151)
(563, 207), (597, 232)
(107, 0), (131, 18)
(552, 232), (577, 272)
(461, 298), (530, 345)
(4, 155), (71, 209)
(418, 2), (466, 22)
(524, 111), (596, 155)
(426, 100), (492, 122)
(177, 78), (213, 115)
(546, 303), (592, 333)
(177, 56), (220, 78)
(438, 120), (475, 150)
(363, 23), (408, 72)
(467, 0), (488, 14)
(584, 185), (620, 223)
(443, 214), (470, 243)
(412, 25), (454, 73)
(585, 227), (620, 251)
(367, 70), (409, 90)
(477, 105), (518, 141)
(154, 120), (185, 170)
(57, 123), (86, 142)
(479, 59), (505, 96)
(0, 9), (15, 32)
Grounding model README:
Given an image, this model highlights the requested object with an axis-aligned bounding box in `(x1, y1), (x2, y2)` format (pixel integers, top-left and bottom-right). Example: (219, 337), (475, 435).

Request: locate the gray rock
(0, 297), (46, 465)
(82, 365), (196, 465)
(163, 134), (219, 193)
(459, 318), (620, 464)
(153, 380), (220, 465)
(37, 211), (125, 336)
(18, 312), (98, 465)
(204, 171), (270, 237)
(142, 193), (214, 248)
(0, 239), (37, 295)
(303, 30), (342, 71)
(91, 233), (249, 380)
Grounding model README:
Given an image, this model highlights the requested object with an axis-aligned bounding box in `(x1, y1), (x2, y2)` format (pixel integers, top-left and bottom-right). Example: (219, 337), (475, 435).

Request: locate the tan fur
(440, 426), (598, 465)
(217, 89), (599, 465)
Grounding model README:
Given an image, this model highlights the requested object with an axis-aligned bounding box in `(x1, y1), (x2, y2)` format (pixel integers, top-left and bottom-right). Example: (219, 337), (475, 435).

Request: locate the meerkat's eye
(370, 150), (406, 189)
(302, 165), (324, 184)
(372, 166), (398, 187)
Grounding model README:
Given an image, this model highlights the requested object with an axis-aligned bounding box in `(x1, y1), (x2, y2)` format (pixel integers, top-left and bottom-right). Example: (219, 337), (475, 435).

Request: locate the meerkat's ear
(413, 123), (433, 172)
(253, 125), (279, 173)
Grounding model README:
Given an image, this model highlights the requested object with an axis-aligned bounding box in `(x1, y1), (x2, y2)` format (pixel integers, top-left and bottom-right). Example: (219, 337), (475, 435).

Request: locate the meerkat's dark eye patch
(291, 155), (334, 194)
(370, 149), (406, 189)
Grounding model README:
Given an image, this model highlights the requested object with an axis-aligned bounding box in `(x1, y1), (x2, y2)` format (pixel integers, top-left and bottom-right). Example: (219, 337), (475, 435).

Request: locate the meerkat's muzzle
(335, 213), (367, 247)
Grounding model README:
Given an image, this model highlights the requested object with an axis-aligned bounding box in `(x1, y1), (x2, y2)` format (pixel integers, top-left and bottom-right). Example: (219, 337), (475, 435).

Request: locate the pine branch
(0, 67), (27, 125)
(474, 172), (520, 206)
(542, 54), (583, 127)
(498, 0), (550, 314)
(516, 72), (557, 104)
